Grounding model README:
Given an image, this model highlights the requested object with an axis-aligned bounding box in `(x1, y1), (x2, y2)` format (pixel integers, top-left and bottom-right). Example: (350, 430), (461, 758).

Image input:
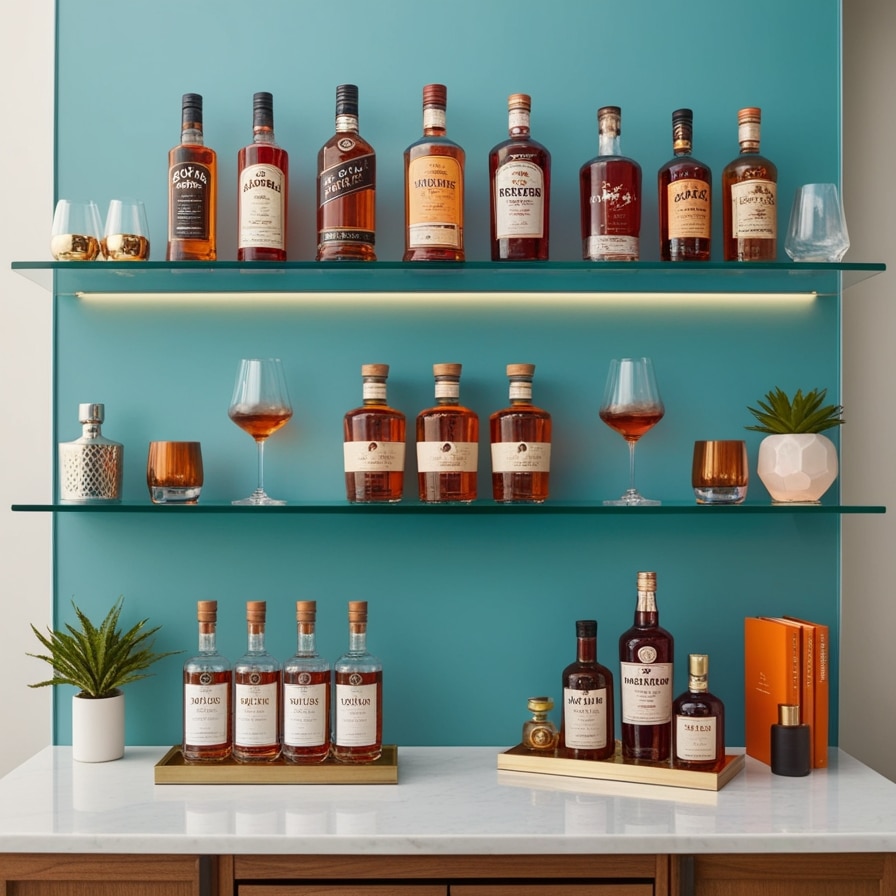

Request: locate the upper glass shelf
(11, 260), (886, 297)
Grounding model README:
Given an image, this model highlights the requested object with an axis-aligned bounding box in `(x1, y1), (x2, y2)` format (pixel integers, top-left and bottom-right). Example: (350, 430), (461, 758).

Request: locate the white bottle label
(619, 661), (673, 724)
(585, 234), (640, 259)
(490, 441), (551, 473)
(335, 681), (378, 746)
(675, 714), (718, 761)
(234, 681), (278, 746)
(343, 440), (406, 473)
(563, 686), (609, 749)
(495, 160), (545, 239)
(184, 682), (229, 745)
(416, 441), (478, 473)
(730, 179), (777, 239)
(282, 681), (328, 747)
(238, 163), (286, 249)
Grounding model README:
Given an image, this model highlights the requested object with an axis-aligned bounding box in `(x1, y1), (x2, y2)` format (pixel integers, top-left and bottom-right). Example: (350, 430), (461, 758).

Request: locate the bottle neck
(423, 105), (447, 136)
(336, 113), (359, 133)
(508, 380), (533, 405)
(348, 623), (368, 654)
(508, 108), (531, 137)
(81, 422), (102, 439)
(688, 674), (708, 693)
(576, 636), (596, 664)
(246, 622), (267, 653)
(434, 378), (460, 405)
(634, 588), (659, 625)
(295, 623), (318, 656)
(598, 132), (621, 156)
(253, 126), (275, 145)
(674, 140), (693, 157)
(362, 378), (388, 405)
(198, 627), (218, 655)
(181, 125), (204, 146)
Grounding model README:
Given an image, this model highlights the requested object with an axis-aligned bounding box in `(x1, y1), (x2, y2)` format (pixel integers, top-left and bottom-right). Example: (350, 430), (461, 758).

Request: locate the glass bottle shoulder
(334, 650), (382, 674)
(405, 133), (465, 158)
(658, 152), (711, 180)
(490, 134), (551, 162)
(319, 131), (376, 168)
(723, 151), (777, 181)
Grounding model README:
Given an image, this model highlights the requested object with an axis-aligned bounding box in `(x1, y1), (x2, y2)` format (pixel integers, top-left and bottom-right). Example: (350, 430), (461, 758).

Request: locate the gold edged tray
(154, 744), (398, 784)
(497, 744), (744, 792)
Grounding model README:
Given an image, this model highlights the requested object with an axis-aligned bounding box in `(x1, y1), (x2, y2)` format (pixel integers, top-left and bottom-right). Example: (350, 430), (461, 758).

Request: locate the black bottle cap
(576, 620), (597, 638)
(336, 84), (359, 116)
(672, 107), (693, 125)
(181, 93), (203, 125)
(252, 91), (274, 128)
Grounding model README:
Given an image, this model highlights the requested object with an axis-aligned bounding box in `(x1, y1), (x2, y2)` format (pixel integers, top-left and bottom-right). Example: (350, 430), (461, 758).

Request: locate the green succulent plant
(746, 387), (844, 435)
(27, 596), (179, 699)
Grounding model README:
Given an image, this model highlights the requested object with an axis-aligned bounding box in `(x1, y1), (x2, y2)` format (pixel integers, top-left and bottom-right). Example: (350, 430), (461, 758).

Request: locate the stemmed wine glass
(228, 358), (293, 505)
(599, 357), (665, 506)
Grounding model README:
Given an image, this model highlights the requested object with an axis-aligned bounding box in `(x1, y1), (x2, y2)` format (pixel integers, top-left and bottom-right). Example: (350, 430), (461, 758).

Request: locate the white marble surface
(1, 746), (895, 855)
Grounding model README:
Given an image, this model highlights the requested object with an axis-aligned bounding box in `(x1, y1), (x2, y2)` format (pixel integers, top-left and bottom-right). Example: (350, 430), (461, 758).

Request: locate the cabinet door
(453, 886), (654, 895)
(238, 888), (445, 896)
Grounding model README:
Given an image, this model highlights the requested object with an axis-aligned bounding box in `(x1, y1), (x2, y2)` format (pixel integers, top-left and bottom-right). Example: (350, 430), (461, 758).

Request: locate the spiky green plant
(27, 597), (179, 698)
(746, 387), (844, 435)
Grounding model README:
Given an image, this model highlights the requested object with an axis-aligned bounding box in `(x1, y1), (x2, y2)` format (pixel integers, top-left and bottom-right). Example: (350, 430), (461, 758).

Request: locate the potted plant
(28, 596), (178, 762)
(746, 386), (844, 503)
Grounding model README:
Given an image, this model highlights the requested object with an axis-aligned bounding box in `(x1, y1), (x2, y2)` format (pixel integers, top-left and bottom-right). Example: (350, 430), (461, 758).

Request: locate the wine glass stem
(628, 439), (638, 494)
(256, 439), (266, 495)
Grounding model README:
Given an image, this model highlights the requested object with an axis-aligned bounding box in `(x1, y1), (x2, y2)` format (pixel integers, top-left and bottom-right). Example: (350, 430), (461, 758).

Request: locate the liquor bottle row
(166, 86), (777, 265)
(183, 599), (382, 764)
(523, 570), (727, 771)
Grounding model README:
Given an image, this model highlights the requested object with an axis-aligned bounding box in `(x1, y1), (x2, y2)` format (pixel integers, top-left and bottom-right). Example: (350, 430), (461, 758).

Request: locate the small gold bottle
(522, 696), (559, 752)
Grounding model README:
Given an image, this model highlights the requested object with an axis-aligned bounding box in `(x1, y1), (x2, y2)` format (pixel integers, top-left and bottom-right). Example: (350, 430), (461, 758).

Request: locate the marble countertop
(1, 746), (895, 855)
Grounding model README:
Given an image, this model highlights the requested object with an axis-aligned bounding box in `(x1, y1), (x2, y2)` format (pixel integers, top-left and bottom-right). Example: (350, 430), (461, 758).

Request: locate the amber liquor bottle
(343, 363), (406, 503)
(722, 107), (778, 261)
(233, 600), (282, 762)
(488, 93), (551, 260)
(579, 106), (641, 261)
(317, 84), (376, 261)
(282, 601), (331, 763)
(403, 84), (465, 261)
(618, 571), (674, 762)
(333, 600), (383, 763)
(489, 363), (551, 503)
(672, 653), (725, 770)
(238, 91), (288, 261)
(561, 620), (615, 761)
(167, 93), (217, 261)
(416, 363), (479, 503)
(182, 600), (232, 763)
(658, 108), (711, 261)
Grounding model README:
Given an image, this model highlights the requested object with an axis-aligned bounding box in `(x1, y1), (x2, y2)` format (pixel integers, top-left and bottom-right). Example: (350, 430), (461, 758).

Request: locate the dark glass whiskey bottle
(618, 571), (674, 762)
(672, 653), (725, 770)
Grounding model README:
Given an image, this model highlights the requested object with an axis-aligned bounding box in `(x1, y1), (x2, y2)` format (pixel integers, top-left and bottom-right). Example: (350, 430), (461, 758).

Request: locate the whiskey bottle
(488, 93), (551, 260)
(403, 83), (465, 261)
(672, 653), (725, 770)
(333, 600), (383, 763)
(416, 363), (479, 503)
(658, 108), (711, 261)
(237, 91), (288, 261)
(489, 363), (551, 503)
(233, 600), (282, 762)
(317, 84), (376, 261)
(58, 403), (123, 503)
(722, 107), (778, 261)
(618, 571), (674, 762)
(183, 600), (232, 763)
(167, 93), (217, 261)
(579, 106), (641, 261)
(560, 620), (615, 761)
(282, 601), (330, 763)
(344, 363), (406, 503)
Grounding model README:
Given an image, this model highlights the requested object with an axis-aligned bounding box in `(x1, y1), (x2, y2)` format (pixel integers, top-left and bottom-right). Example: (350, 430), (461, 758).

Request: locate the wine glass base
(232, 490), (286, 506)
(603, 490), (661, 507)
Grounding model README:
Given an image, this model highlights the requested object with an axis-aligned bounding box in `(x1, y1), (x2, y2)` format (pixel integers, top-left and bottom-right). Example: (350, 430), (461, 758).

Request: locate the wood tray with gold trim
(497, 743), (744, 792)
(154, 744), (398, 784)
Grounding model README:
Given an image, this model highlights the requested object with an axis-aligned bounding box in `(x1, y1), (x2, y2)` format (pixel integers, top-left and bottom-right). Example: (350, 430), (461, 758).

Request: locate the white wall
(841, 0), (896, 782)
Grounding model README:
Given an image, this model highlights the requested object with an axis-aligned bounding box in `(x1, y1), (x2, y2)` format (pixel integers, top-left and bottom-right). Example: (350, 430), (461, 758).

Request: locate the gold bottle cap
(361, 363), (389, 378)
(637, 570), (657, 590)
(688, 653), (709, 677)
(423, 83), (447, 108)
(348, 600), (368, 623)
(506, 363), (535, 379)
(197, 600), (217, 623)
(296, 600), (316, 622)
(433, 363), (462, 378)
(778, 704), (801, 726)
(527, 696), (554, 713)
(738, 106), (761, 124)
(246, 600), (266, 623)
(508, 93), (531, 112)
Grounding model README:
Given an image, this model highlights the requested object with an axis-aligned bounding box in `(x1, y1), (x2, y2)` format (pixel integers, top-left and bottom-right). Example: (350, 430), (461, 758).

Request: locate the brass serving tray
(154, 744), (398, 784)
(497, 743), (744, 792)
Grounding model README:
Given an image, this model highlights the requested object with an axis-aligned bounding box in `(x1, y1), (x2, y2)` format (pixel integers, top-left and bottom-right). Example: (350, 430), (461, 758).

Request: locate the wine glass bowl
(228, 358), (293, 505)
(599, 357), (664, 506)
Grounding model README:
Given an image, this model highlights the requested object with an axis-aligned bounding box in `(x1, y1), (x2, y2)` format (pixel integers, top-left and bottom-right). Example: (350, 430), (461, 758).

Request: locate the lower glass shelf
(10, 501), (887, 515)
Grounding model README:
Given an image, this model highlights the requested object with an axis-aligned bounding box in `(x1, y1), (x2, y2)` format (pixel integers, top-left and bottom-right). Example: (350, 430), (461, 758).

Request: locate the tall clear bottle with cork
(333, 601), (382, 763)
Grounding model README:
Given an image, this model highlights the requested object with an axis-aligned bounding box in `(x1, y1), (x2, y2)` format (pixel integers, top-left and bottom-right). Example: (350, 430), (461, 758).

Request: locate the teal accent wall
(52, 0), (844, 749)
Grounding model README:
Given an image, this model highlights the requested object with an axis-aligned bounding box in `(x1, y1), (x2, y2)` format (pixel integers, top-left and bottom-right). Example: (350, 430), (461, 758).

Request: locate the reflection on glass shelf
(10, 501), (887, 515)
(10, 259), (886, 297)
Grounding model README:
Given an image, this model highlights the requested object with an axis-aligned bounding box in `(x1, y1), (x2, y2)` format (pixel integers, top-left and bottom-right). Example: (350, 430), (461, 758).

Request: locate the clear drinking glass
(784, 183), (850, 262)
(102, 198), (151, 260)
(599, 357), (665, 506)
(228, 358), (293, 505)
(50, 200), (102, 260)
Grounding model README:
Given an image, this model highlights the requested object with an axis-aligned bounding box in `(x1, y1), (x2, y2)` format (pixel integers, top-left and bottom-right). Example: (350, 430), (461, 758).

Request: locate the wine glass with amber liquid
(599, 357), (664, 506)
(228, 358), (293, 505)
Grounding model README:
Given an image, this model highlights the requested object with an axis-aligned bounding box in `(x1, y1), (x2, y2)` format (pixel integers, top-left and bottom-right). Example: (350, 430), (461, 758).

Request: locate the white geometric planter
(71, 691), (125, 762)
(756, 433), (838, 504)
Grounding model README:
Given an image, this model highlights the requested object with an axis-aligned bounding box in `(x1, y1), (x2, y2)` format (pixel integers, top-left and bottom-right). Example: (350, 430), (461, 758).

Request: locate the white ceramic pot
(756, 433), (838, 503)
(71, 690), (125, 762)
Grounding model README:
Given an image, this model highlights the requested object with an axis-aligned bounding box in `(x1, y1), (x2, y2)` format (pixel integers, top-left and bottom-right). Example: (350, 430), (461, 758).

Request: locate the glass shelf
(11, 259), (886, 297)
(10, 501), (887, 515)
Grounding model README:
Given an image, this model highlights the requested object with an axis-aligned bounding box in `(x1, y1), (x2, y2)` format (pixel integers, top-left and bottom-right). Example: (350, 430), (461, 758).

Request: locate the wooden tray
(154, 744), (398, 784)
(497, 744), (744, 792)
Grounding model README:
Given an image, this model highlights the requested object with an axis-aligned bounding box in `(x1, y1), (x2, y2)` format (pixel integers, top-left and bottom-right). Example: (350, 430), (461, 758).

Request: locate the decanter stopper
(58, 403), (124, 502)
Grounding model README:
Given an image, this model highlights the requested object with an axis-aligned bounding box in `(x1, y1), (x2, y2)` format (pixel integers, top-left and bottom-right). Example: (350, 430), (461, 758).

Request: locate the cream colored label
(283, 682), (328, 747)
(495, 160), (544, 238)
(362, 382), (387, 401)
(675, 714), (718, 761)
(407, 155), (463, 248)
(563, 686), (609, 749)
(335, 682), (377, 746)
(730, 179), (777, 239)
(585, 234), (639, 259)
(416, 440), (478, 473)
(620, 661), (673, 724)
(239, 163), (285, 249)
(234, 681), (278, 746)
(508, 383), (532, 401)
(343, 440), (405, 473)
(667, 177), (711, 239)
(184, 682), (229, 745)
(490, 441), (550, 473)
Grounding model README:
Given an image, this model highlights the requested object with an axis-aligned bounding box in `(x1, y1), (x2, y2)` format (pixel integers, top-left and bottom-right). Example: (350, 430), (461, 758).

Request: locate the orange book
(744, 617), (801, 766)
(784, 615), (830, 769)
